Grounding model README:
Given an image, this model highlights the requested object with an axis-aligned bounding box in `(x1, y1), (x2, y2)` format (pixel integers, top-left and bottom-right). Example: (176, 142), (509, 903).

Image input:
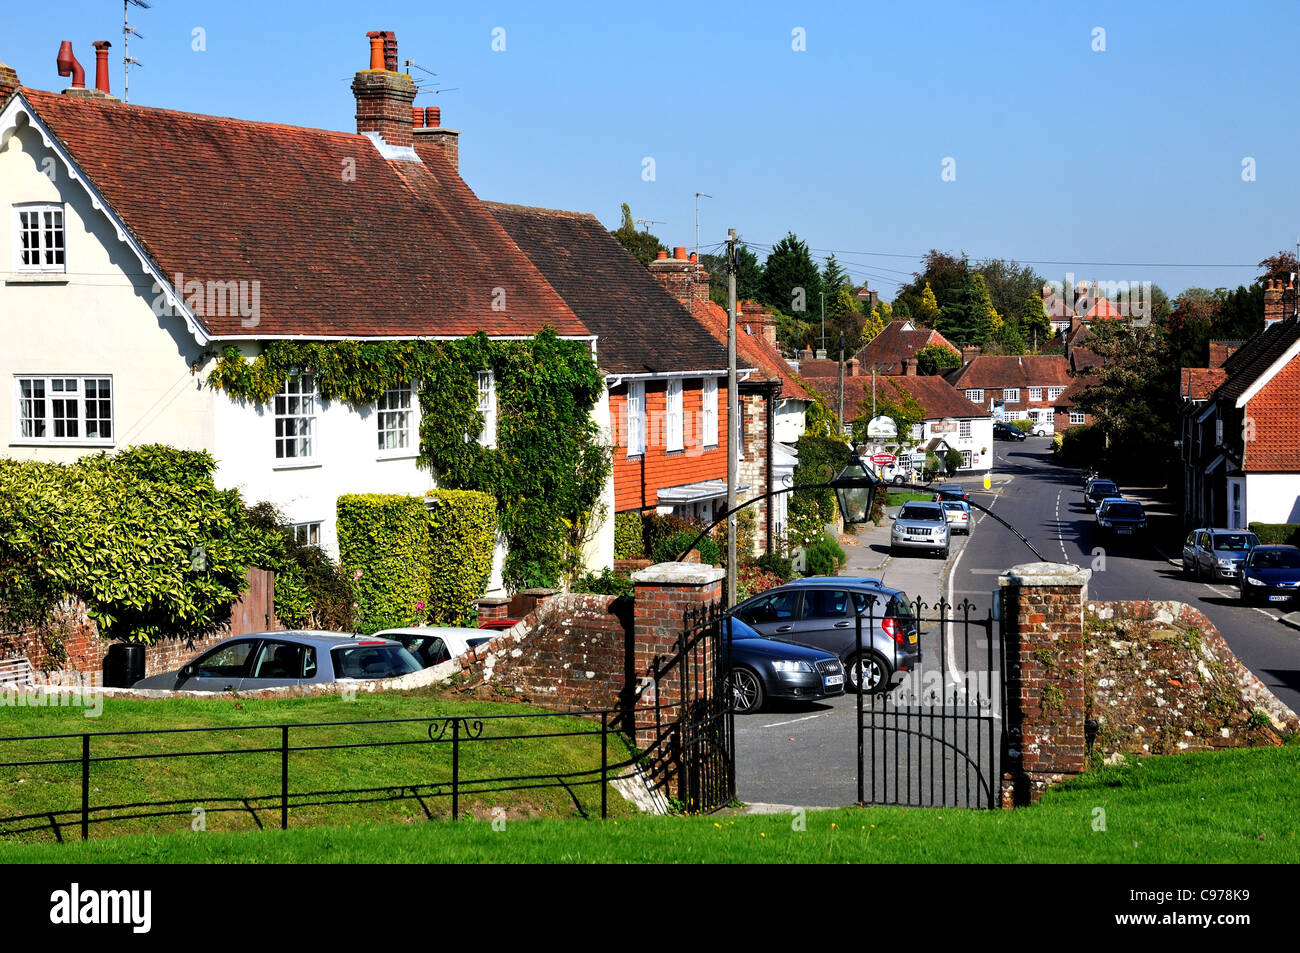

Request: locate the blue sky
(6, 0), (1299, 298)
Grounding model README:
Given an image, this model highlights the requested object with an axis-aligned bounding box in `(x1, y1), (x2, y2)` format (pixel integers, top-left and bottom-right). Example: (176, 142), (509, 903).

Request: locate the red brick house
(945, 354), (1071, 430)
(850, 320), (960, 375)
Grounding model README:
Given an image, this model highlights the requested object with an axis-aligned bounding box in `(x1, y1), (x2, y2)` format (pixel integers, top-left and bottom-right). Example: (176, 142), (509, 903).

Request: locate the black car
(1096, 498), (1147, 539)
(722, 616), (845, 713)
(993, 421), (1027, 441)
(1083, 479), (1120, 511)
(1239, 545), (1300, 605)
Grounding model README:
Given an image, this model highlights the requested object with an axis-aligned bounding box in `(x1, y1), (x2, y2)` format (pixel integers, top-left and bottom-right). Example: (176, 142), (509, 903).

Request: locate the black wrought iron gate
(854, 597), (1004, 809)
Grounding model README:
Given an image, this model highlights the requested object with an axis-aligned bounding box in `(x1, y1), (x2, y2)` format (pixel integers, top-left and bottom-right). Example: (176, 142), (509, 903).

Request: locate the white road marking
(760, 713), (826, 729)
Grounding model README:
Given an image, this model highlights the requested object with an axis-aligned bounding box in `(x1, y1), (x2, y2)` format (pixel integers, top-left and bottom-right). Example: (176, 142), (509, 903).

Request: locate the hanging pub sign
(865, 415), (897, 439)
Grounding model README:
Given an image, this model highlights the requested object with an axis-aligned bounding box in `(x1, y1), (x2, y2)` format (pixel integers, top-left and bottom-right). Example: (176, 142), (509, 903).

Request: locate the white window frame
(665, 379), (684, 452)
(1048, 386), (1065, 400)
(477, 371), (497, 448)
(1028, 387), (1043, 402)
(964, 389), (984, 403)
(735, 401), (745, 460)
(13, 203), (66, 273)
(290, 521), (321, 547)
(702, 378), (718, 447)
(627, 382), (646, 457)
(376, 383), (415, 457)
(12, 374), (114, 446)
(274, 371), (317, 465)
(960, 450), (973, 469)
(958, 419), (972, 440)
(1069, 410), (1086, 425)
(1003, 388), (1020, 403)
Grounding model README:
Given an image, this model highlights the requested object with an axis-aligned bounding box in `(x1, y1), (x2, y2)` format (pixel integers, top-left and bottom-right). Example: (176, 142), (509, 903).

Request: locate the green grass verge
(886, 491), (934, 507)
(3, 745), (1296, 863)
(0, 688), (636, 843)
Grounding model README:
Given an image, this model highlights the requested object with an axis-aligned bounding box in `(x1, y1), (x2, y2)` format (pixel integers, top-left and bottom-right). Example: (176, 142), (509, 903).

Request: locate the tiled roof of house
(1214, 318), (1300, 403)
(1181, 367), (1228, 401)
(689, 300), (814, 402)
(1044, 286), (1128, 319)
(1053, 375), (1094, 409)
(1243, 355), (1300, 471)
(17, 89), (586, 339)
(946, 354), (1071, 390)
(851, 321), (960, 375)
(485, 202), (728, 375)
(1070, 347), (1104, 372)
(805, 373), (984, 422)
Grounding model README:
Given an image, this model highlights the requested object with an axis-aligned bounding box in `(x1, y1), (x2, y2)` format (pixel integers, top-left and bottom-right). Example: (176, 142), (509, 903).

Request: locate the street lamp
(833, 454), (881, 525)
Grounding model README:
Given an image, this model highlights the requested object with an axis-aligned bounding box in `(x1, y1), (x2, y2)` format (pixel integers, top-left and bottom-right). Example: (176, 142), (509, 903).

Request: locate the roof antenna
(634, 218), (666, 233)
(403, 58), (459, 96)
(123, 0), (151, 104)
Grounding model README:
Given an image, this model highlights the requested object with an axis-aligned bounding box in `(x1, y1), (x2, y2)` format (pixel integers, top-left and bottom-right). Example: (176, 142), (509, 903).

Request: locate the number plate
(825, 675), (844, 687)
(1269, 595), (1289, 602)
(1118, 528), (1132, 535)
(908, 634), (918, 644)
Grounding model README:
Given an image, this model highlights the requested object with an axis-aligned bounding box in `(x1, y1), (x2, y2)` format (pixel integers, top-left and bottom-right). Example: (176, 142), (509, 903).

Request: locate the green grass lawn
(0, 688), (637, 843)
(886, 490), (934, 507)
(3, 744), (1296, 863)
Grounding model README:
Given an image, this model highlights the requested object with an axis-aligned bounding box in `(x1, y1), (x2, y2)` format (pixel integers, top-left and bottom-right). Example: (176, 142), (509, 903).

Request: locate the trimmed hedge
(1008, 418), (1034, 432)
(426, 489), (496, 624)
(615, 511), (644, 559)
(1248, 523), (1300, 546)
(337, 494), (431, 635)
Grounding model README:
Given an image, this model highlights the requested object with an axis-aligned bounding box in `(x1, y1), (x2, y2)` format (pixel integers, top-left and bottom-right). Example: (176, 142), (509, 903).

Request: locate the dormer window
(15, 204), (65, 273)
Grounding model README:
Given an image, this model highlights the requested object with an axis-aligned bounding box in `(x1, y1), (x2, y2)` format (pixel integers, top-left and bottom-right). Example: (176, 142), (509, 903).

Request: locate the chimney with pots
(847, 356), (861, 377)
(649, 245), (710, 308)
(961, 344), (980, 364)
(412, 102), (461, 172)
(55, 41), (118, 101)
(352, 30), (417, 148)
(0, 59), (18, 105)
(902, 357), (917, 376)
(1264, 278), (1285, 328)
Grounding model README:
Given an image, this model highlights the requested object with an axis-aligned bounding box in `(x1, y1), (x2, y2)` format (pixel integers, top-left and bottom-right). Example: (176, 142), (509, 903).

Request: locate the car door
(1195, 530), (1213, 575)
(177, 639), (259, 692)
(787, 587), (856, 657)
(734, 589), (802, 637)
(1182, 531), (1197, 568)
(241, 640), (312, 689)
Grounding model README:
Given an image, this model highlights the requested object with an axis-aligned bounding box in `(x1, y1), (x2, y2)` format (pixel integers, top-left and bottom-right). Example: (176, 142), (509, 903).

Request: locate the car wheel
(726, 667), (765, 714)
(846, 653), (891, 695)
(892, 475), (905, 485)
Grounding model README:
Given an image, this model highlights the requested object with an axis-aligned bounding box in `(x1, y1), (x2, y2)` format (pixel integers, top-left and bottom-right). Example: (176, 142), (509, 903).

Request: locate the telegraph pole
(838, 332), (846, 438)
(726, 228), (738, 607)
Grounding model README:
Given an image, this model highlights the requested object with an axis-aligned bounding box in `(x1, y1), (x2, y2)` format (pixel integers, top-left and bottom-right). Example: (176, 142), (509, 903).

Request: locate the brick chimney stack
(902, 357), (917, 376)
(352, 30), (417, 148)
(961, 345), (980, 364)
(0, 59), (18, 105)
(649, 246), (710, 308)
(1264, 278), (1285, 328)
(412, 102), (462, 173)
(847, 356), (861, 377)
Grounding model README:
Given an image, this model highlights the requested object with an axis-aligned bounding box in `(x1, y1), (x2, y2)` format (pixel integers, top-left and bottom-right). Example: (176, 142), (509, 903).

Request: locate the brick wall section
(1085, 599), (1297, 757)
(998, 562), (1091, 806)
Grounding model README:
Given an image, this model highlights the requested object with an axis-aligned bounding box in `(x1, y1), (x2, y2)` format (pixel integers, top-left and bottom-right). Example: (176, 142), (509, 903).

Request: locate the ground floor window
(960, 450), (973, 469)
(1069, 410), (1085, 425)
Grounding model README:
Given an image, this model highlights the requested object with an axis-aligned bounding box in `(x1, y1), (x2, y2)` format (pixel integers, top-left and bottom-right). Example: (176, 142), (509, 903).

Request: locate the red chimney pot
(366, 34), (385, 70)
(412, 106), (425, 128)
(56, 41), (85, 89)
(426, 105), (440, 127)
(673, 247), (688, 261)
(655, 250), (669, 261)
(92, 41), (111, 94)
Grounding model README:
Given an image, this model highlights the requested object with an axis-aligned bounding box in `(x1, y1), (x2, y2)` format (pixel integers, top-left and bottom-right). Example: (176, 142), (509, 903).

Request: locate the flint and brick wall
(736, 392), (770, 554)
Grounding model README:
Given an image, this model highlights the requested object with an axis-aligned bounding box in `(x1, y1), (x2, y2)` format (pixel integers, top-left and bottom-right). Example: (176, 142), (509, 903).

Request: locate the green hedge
(1008, 418), (1034, 432)
(1248, 523), (1300, 546)
(337, 494), (431, 635)
(426, 489), (497, 624)
(614, 511), (644, 559)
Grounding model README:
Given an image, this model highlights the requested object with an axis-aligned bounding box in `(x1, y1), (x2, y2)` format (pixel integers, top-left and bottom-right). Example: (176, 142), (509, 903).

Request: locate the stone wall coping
(998, 561), (1091, 588)
(475, 594), (512, 607)
(631, 562), (725, 586)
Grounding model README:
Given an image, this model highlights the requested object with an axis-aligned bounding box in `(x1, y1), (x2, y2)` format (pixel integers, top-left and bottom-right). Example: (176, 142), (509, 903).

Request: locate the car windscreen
(1102, 503), (1143, 519)
(1090, 482), (1117, 496)
(1250, 550), (1300, 570)
(899, 504), (943, 521)
(941, 501), (966, 512)
(330, 644), (422, 679)
(1213, 534), (1256, 552)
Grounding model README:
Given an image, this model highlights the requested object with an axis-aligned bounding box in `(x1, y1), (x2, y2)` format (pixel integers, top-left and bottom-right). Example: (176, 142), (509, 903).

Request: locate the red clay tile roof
(805, 373), (984, 422)
(484, 202), (729, 376)
(794, 358), (840, 377)
(1070, 347), (1104, 372)
(688, 300), (813, 402)
(852, 321), (959, 375)
(1243, 354), (1300, 471)
(1044, 286), (1128, 319)
(19, 89), (586, 340)
(946, 354), (1071, 390)
(1181, 367), (1228, 401)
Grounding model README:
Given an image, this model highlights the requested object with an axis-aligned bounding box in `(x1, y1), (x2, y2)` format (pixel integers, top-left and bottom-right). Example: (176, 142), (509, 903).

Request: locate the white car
(1029, 422), (1054, 436)
(372, 627), (497, 669)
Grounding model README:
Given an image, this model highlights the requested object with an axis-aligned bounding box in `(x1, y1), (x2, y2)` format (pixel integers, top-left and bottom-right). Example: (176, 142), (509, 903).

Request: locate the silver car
(374, 626), (497, 668)
(132, 631), (422, 691)
(891, 501), (951, 558)
(1182, 528), (1259, 581)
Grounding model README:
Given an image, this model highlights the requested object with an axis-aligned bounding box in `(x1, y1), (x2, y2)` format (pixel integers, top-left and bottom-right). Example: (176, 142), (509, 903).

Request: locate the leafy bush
(711, 507), (756, 566)
(790, 436), (852, 547)
(246, 502), (355, 630)
(0, 446), (279, 642)
(426, 490), (496, 624)
(614, 511), (644, 559)
(1008, 418), (1034, 432)
(737, 564), (784, 601)
(752, 552), (793, 581)
(643, 513), (701, 562)
(1248, 523), (1300, 546)
(337, 494), (431, 635)
(1055, 423), (1105, 467)
(804, 533), (847, 577)
(572, 569), (635, 597)
(944, 449), (964, 473)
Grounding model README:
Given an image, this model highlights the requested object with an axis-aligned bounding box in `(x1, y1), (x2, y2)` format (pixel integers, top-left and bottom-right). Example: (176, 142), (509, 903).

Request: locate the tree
(611, 203), (664, 267)
(850, 378), (926, 446)
(937, 273), (998, 346)
(761, 233), (822, 318)
(858, 303), (884, 346)
(1019, 289), (1052, 352)
(1258, 249), (1299, 286)
(893, 250), (969, 317)
(700, 244), (764, 305)
(976, 258), (1045, 321)
(985, 313), (1026, 355)
(915, 282), (941, 326)
(915, 343), (960, 375)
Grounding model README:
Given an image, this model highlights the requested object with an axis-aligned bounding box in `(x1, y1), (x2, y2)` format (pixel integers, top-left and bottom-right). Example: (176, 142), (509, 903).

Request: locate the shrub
(736, 564), (783, 601)
(572, 568), (634, 597)
(246, 501), (355, 630)
(337, 494), (431, 635)
(790, 436), (852, 547)
(804, 533), (847, 577)
(944, 449), (964, 474)
(710, 507), (756, 566)
(1248, 523), (1300, 546)
(643, 513), (705, 563)
(1056, 423), (1105, 467)
(0, 446), (279, 642)
(753, 552), (793, 581)
(614, 511), (644, 559)
(1009, 418), (1034, 432)
(426, 490), (497, 624)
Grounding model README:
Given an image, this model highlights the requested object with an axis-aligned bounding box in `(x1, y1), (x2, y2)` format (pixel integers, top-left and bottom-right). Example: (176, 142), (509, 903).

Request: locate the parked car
(721, 616), (845, 714)
(941, 499), (971, 535)
(731, 580), (920, 694)
(131, 632), (422, 691)
(1095, 498), (1147, 539)
(993, 421), (1027, 441)
(1239, 545), (1300, 605)
(1083, 479), (1120, 511)
(936, 483), (969, 501)
(1028, 421), (1054, 436)
(373, 627), (497, 668)
(1182, 528), (1259, 581)
(891, 501), (951, 558)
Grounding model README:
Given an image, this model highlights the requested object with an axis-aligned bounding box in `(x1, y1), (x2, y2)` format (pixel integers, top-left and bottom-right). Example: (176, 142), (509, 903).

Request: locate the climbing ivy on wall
(208, 330), (610, 591)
